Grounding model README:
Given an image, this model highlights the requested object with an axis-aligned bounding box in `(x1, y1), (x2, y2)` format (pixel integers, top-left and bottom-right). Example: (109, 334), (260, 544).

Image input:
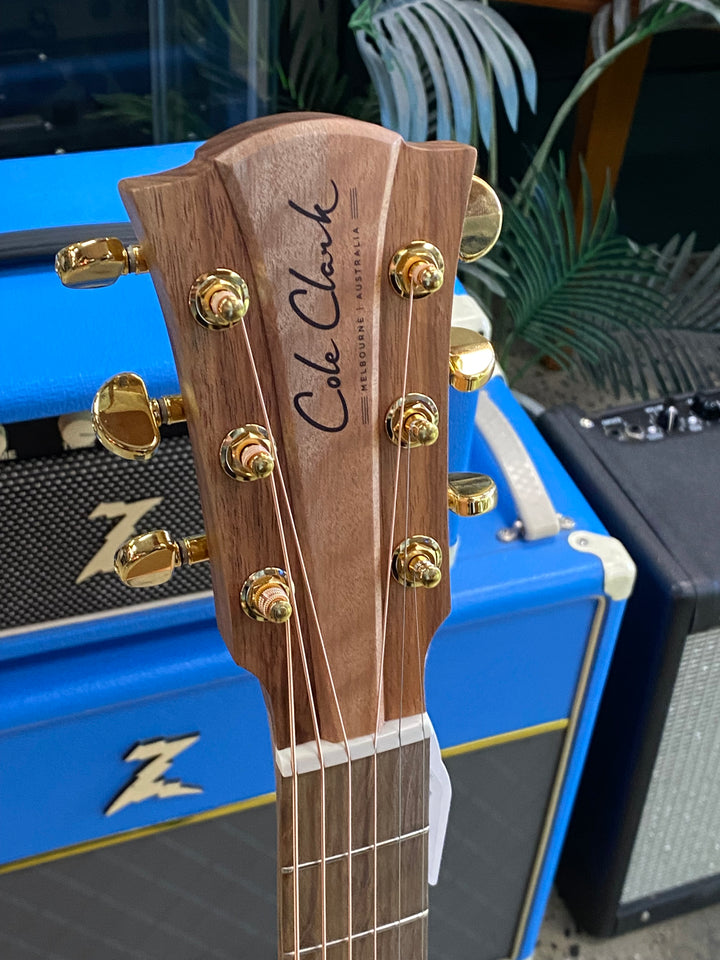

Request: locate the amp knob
(656, 405), (679, 432)
(691, 392), (720, 421)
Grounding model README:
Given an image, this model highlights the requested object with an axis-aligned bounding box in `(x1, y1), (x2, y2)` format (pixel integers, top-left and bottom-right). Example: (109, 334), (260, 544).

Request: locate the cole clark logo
(105, 734), (203, 817)
(76, 497), (163, 584)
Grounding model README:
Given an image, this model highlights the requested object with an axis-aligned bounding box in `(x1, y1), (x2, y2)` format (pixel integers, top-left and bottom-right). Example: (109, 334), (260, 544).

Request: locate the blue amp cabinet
(0, 143), (633, 960)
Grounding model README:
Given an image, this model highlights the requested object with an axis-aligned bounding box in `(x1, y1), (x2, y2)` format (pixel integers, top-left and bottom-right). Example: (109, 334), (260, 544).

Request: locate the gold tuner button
(55, 237), (148, 289)
(386, 393), (439, 448)
(449, 327), (496, 393)
(220, 424), (275, 481)
(459, 176), (503, 262)
(448, 472), (498, 517)
(389, 241), (445, 299)
(189, 269), (250, 329)
(92, 372), (185, 461)
(115, 530), (208, 588)
(241, 568), (293, 623)
(392, 535), (443, 589)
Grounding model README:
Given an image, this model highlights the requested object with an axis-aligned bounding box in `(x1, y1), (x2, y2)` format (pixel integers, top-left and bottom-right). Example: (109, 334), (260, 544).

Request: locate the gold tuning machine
(55, 237), (148, 289)
(392, 536), (443, 589)
(389, 241), (445, 299)
(92, 372), (185, 461)
(220, 425), (275, 481)
(115, 530), (208, 588)
(189, 269), (250, 329)
(241, 568), (293, 624)
(459, 176), (503, 262)
(449, 327), (496, 393)
(448, 473), (498, 517)
(386, 393), (439, 448)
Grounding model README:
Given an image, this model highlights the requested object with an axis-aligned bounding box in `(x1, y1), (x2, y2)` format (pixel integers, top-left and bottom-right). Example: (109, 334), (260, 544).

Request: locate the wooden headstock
(59, 114), (492, 752)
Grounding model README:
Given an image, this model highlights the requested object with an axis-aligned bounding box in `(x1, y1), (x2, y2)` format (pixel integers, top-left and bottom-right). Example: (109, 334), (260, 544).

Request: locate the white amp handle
(475, 390), (560, 541)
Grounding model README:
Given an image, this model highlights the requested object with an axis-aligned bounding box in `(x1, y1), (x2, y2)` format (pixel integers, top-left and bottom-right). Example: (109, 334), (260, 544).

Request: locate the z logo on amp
(77, 497), (164, 584)
(105, 734), (203, 816)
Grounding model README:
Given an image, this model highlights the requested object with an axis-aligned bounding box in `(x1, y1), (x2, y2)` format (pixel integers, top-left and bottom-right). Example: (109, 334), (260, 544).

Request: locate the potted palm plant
(348, 0), (720, 401)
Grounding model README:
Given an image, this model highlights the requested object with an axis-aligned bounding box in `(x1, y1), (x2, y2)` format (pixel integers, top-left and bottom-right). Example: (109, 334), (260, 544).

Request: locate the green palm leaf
(591, 0), (720, 57)
(349, 0), (537, 148)
(461, 160), (670, 386)
(463, 162), (720, 398)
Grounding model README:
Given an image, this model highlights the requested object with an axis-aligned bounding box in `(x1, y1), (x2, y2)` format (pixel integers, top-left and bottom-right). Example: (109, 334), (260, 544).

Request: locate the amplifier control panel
(583, 390), (720, 443)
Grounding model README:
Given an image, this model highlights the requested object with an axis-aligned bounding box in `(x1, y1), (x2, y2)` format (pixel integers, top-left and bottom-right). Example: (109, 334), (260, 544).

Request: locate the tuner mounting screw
(497, 521), (524, 543)
(220, 424), (275, 482)
(189, 269), (250, 329)
(92, 372), (185, 461)
(115, 530), (208, 588)
(449, 327), (496, 393)
(241, 568), (293, 623)
(55, 237), (148, 289)
(389, 241), (445, 299)
(386, 394), (439, 448)
(392, 536), (443, 589)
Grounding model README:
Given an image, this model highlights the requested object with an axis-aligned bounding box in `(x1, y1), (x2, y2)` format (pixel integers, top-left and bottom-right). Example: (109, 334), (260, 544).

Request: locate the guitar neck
(276, 717), (431, 959)
(54, 113), (501, 958)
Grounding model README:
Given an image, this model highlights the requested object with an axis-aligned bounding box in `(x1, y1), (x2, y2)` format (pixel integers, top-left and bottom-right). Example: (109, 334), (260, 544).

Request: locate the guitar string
(271, 467), (354, 960)
(240, 319), (358, 957)
(373, 280), (417, 960)
(239, 321), (330, 959)
(397, 412), (413, 960)
(283, 618), (301, 960)
(414, 580), (428, 959)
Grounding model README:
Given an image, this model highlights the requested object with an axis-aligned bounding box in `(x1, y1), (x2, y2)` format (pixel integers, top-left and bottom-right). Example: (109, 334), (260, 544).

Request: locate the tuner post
(92, 372), (185, 461)
(448, 472), (498, 517)
(189, 269), (250, 329)
(389, 241), (445, 299)
(449, 327), (496, 393)
(386, 394), (439, 448)
(241, 568), (293, 623)
(392, 535), (443, 589)
(115, 530), (208, 588)
(56, 237), (148, 289)
(220, 425), (275, 481)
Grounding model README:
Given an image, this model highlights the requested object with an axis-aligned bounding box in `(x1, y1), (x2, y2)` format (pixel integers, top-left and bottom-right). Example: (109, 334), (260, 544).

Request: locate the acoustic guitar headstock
(57, 114), (501, 750)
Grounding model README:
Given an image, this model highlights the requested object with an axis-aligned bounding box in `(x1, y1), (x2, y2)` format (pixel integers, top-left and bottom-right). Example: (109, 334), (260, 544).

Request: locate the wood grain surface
(118, 113), (475, 960)
(120, 114), (475, 748)
(278, 739), (429, 959)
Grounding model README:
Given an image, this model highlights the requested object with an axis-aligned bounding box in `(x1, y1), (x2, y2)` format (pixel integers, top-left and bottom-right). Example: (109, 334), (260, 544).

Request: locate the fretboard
(276, 717), (431, 960)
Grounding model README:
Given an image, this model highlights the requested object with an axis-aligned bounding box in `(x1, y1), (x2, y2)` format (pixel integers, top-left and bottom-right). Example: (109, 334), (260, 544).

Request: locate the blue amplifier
(0, 140), (633, 960)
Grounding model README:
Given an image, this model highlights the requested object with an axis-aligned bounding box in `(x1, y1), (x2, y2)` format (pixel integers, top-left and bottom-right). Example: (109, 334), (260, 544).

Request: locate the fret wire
(280, 826), (430, 873)
(282, 910), (429, 957)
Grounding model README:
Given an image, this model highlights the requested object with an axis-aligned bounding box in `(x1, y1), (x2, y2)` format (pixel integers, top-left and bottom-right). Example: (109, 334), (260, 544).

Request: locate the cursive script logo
(288, 181), (348, 433)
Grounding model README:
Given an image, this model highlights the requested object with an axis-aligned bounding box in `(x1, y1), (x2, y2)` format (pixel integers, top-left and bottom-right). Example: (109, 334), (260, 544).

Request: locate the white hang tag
(427, 717), (452, 886)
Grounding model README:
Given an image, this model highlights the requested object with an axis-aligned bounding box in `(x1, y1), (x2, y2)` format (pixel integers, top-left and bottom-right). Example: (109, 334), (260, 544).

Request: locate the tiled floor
(536, 889), (720, 960)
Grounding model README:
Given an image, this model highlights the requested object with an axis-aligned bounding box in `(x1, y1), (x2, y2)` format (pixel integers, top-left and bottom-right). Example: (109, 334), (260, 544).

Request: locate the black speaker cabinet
(540, 392), (720, 935)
